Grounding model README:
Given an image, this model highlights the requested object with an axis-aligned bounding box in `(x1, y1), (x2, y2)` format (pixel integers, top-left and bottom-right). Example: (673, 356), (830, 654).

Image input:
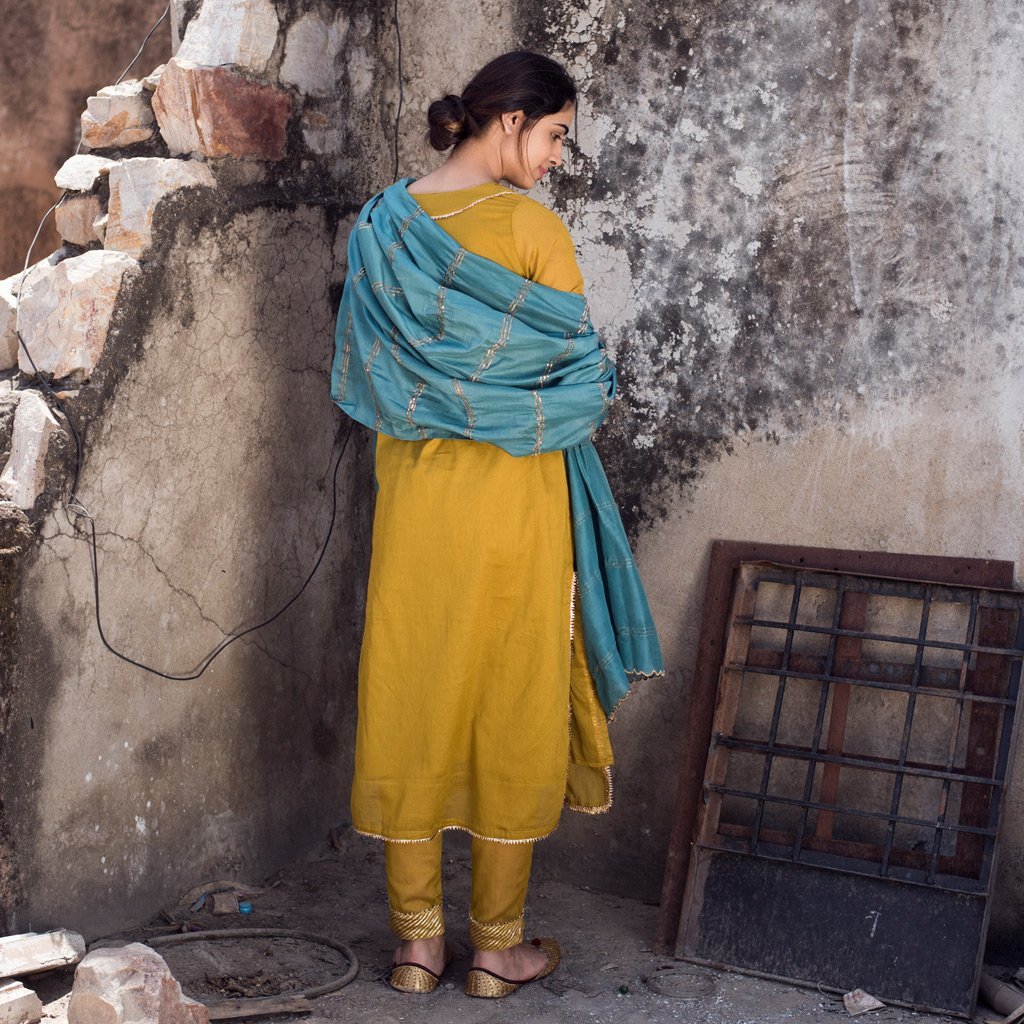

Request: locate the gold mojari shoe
(389, 962), (443, 993)
(464, 938), (561, 998)
(389, 945), (453, 994)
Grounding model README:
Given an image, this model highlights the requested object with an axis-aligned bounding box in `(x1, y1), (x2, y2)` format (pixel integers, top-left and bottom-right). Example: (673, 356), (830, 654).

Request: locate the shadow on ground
(34, 829), (964, 1024)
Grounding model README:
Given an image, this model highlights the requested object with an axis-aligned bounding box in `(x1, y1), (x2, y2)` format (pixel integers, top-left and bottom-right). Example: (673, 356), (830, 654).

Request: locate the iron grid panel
(677, 560), (1024, 1017)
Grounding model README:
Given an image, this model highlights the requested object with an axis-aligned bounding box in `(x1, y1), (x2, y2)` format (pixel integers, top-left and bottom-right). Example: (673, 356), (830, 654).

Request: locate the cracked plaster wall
(2, 197), (373, 936)
(393, 0), (1024, 952)
(6, 0), (1024, 954)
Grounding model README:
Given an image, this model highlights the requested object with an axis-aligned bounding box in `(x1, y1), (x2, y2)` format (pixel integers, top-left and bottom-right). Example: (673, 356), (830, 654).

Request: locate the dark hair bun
(427, 93), (468, 151)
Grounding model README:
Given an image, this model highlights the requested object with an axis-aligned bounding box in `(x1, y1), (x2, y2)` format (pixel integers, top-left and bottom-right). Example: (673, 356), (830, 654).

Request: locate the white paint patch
(679, 117), (709, 144)
(704, 300), (741, 347)
(84, 772), (93, 783)
(730, 165), (764, 198)
(715, 246), (740, 282)
(929, 297), (955, 323)
(135, 816), (148, 836)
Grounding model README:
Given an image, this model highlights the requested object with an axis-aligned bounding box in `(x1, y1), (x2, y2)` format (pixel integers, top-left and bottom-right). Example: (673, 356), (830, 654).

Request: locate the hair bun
(426, 93), (469, 151)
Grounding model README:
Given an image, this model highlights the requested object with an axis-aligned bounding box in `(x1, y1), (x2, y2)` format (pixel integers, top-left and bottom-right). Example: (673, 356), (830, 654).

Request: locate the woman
(331, 51), (662, 998)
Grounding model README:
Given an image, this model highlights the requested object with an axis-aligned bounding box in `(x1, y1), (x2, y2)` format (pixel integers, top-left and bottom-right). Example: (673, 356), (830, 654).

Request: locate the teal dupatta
(331, 180), (662, 714)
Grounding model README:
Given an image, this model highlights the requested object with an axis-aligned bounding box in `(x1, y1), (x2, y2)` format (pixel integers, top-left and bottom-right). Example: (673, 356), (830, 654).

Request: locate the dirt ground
(31, 829), (974, 1024)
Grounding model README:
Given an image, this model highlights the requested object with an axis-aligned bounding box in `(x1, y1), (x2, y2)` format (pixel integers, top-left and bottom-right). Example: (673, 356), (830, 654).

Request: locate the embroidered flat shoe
(389, 945), (453, 994)
(465, 937), (561, 998)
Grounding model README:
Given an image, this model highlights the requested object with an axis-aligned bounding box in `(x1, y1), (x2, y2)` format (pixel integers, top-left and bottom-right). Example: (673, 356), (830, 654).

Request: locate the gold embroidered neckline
(428, 190), (516, 221)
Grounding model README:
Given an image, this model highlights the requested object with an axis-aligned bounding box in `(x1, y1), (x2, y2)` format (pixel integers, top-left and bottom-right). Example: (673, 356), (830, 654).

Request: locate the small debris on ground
(845, 988), (886, 1015)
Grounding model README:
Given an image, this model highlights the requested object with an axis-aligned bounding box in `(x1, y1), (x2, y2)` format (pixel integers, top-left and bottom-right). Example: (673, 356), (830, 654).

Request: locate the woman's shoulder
(507, 194), (583, 294)
(506, 193), (574, 241)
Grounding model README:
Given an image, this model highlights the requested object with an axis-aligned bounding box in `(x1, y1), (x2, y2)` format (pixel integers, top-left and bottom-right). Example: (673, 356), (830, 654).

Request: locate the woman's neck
(407, 137), (504, 194)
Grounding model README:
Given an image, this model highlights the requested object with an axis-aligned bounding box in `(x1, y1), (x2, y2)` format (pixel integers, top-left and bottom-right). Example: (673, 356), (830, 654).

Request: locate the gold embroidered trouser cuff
(388, 901), (446, 940)
(469, 913), (525, 950)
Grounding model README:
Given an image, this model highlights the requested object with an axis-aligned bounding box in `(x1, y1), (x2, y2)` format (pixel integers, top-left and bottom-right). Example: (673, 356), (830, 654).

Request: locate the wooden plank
(207, 996), (313, 1020)
(816, 592), (869, 839)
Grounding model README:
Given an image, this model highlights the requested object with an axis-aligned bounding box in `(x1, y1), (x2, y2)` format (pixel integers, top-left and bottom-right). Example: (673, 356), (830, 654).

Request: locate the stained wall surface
(4, 197), (373, 937)
(391, 0), (1024, 950)
(4, 0), (1024, 956)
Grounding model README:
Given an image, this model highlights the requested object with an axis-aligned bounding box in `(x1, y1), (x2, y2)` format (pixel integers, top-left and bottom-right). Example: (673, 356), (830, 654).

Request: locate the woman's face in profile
(502, 103), (574, 190)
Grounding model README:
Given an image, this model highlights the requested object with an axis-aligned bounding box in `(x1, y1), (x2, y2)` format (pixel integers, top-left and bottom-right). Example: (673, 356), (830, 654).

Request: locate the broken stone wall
(0, 0), (394, 937)
(0, 0), (171, 276)
(4, 0), (1024, 957)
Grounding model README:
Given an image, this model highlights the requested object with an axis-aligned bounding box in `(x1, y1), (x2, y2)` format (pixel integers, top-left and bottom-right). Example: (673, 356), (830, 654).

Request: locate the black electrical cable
(74, 423), (354, 682)
(392, 0), (404, 183)
(10, 2), (369, 681)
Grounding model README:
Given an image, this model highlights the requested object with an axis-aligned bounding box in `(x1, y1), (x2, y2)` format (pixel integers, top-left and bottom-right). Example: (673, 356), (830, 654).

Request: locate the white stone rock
(93, 213), (108, 245)
(0, 277), (18, 371)
(0, 929), (86, 977)
(55, 195), (104, 247)
(280, 12), (349, 97)
(105, 158), (216, 259)
(17, 250), (140, 380)
(54, 155), (117, 193)
(142, 64), (165, 92)
(0, 980), (42, 1024)
(176, 0), (280, 75)
(0, 393), (60, 511)
(67, 944), (208, 1024)
(81, 80), (155, 149)
(169, 0), (189, 54)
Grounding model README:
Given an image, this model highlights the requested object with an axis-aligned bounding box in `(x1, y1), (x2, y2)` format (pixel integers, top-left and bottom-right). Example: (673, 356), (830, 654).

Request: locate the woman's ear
(501, 110), (524, 135)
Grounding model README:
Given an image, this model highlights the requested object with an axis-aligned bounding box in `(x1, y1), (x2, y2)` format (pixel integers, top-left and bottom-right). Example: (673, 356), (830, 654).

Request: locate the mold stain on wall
(518, 0), (1023, 536)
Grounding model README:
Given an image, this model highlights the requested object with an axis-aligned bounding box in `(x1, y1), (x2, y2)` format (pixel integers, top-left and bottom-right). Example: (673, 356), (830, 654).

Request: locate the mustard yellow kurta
(351, 183), (613, 844)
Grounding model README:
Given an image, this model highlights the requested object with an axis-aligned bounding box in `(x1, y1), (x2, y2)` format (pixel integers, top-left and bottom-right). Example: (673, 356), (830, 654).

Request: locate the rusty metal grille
(678, 560), (1024, 1016)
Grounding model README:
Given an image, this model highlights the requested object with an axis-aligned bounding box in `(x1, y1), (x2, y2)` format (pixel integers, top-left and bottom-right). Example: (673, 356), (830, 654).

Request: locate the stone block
(55, 195), (104, 247)
(143, 64), (165, 92)
(0, 393), (60, 511)
(153, 58), (292, 160)
(176, 0), (279, 75)
(280, 12), (348, 98)
(105, 158), (216, 259)
(54, 155), (117, 193)
(81, 81), (155, 150)
(0, 981), (42, 1024)
(67, 944), (208, 1024)
(0, 391), (21, 462)
(0, 929), (85, 978)
(0, 276), (18, 371)
(17, 250), (140, 380)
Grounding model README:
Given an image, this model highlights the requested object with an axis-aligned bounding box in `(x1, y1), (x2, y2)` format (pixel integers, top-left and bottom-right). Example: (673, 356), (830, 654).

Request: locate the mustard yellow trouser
(385, 835), (533, 950)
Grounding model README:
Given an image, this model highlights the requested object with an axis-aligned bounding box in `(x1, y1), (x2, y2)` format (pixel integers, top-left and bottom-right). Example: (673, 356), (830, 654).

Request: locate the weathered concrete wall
(0, 0), (393, 936)
(4, 0), (1024, 958)
(3, 197), (370, 937)
(392, 0), (1024, 952)
(0, 0), (171, 277)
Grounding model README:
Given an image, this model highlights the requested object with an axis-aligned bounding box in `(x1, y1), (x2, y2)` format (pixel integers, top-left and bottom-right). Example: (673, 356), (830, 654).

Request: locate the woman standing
(331, 51), (662, 998)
